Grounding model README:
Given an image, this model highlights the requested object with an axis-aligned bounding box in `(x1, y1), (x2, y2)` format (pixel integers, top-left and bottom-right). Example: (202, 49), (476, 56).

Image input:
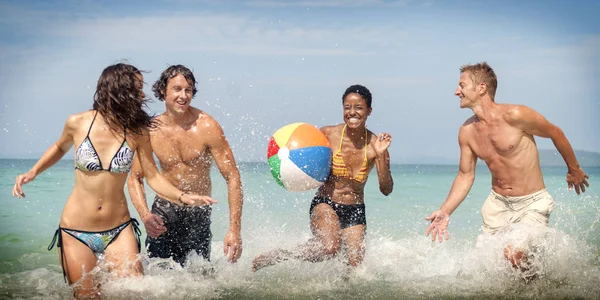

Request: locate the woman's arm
(127, 153), (152, 218)
(13, 115), (77, 198)
(373, 132), (393, 196)
(127, 153), (167, 238)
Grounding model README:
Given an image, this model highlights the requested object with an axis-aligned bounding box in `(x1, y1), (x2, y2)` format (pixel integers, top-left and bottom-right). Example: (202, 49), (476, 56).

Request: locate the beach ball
(267, 123), (332, 192)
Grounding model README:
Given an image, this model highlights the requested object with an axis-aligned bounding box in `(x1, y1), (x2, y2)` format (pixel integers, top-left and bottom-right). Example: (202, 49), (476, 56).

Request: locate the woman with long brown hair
(12, 63), (215, 299)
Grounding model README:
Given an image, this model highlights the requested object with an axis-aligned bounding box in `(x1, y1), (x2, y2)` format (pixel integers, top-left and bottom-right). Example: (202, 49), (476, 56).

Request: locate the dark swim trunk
(146, 195), (212, 266)
(309, 197), (366, 229)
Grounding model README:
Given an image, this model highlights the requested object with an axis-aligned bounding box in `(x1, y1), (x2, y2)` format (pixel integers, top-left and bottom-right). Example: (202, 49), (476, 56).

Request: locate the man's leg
(505, 191), (554, 279)
(481, 190), (510, 234)
(185, 206), (213, 263)
(480, 191), (532, 275)
(146, 197), (180, 264)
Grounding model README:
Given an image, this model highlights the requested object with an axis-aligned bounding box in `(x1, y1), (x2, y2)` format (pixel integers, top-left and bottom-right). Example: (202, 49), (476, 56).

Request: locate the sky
(0, 0), (598, 163)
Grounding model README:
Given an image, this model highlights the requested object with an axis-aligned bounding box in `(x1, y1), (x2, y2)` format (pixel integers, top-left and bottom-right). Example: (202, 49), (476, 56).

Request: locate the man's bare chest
(151, 131), (210, 165)
(470, 125), (523, 160)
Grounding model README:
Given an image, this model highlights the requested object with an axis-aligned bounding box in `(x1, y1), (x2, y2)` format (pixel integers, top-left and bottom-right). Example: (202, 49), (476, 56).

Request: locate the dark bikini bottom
(309, 197), (366, 229)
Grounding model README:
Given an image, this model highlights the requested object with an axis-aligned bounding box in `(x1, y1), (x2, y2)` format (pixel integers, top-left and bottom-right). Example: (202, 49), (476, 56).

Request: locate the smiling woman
(252, 84), (394, 271)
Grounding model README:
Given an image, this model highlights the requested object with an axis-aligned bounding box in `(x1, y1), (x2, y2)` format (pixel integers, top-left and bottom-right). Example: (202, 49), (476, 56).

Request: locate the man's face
(164, 74), (193, 115)
(454, 71), (480, 108)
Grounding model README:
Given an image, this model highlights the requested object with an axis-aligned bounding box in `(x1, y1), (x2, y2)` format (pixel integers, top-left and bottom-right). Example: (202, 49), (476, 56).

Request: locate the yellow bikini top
(331, 125), (369, 183)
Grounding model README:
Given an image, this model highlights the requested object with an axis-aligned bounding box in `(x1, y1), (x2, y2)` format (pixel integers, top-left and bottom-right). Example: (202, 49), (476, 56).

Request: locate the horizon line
(1, 148), (598, 161)
(1, 159), (597, 168)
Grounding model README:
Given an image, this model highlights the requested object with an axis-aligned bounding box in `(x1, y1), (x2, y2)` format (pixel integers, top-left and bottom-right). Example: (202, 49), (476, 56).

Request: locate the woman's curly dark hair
(342, 84), (372, 108)
(92, 63), (155, 135)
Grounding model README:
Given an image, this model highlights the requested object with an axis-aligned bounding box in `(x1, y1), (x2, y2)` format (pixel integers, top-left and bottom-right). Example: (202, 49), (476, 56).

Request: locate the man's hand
(566, 167), (590, 195)
(223, 229), (242, 263)
(143, 213), (166, 238)
(425, 210), (450, 243)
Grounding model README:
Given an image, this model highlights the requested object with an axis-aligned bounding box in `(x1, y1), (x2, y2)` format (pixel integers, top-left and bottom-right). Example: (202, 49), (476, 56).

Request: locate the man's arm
(206, 117), (243, 262)
(425, 125), (477, 242)
(127, 152), (166, 238)
(508, 105), (589, 194)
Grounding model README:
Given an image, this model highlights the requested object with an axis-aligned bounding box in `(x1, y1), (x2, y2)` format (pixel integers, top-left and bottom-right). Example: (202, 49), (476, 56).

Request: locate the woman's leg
(60, 231), (101, 299)
(306, 203), (342, 259)
(252, 203), (342, 271)
(104, 224), (143, 278)
(341, 224), (366, 267)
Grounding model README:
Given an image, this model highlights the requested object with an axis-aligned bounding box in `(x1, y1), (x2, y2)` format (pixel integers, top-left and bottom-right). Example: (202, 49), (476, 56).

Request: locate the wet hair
(460, 61), (498, 99)
(342, 84), (372, 108)
(93, 63), (155, 135)
(152, 64), (198, 101)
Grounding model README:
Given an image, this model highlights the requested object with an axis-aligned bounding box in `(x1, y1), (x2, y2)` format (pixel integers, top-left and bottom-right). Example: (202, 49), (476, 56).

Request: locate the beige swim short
(481, 189), (554, 234)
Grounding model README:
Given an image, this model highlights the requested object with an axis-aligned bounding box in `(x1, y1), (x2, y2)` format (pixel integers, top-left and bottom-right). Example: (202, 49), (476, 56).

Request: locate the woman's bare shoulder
(319, 123), (343, 134)
(65, 110), (94, 130)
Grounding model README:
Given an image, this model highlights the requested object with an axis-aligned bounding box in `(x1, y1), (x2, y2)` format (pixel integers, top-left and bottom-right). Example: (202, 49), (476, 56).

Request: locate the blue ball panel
(288, 146), (332, 182)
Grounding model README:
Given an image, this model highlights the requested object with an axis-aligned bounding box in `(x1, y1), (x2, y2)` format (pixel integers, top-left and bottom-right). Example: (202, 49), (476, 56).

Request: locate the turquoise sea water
(0, 159), (599, 299)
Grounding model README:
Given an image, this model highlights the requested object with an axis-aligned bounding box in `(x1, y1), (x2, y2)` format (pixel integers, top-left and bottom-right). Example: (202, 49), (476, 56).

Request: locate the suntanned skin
(12, 72), (214, 300)
(425, 70), (589, 272)
(252, 92), (393, 271)
(316, 123), (394, 205)
(128, 74), (243, 263)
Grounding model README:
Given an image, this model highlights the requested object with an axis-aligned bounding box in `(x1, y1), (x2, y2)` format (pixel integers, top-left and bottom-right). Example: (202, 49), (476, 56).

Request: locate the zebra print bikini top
(75, 111), (134, 174)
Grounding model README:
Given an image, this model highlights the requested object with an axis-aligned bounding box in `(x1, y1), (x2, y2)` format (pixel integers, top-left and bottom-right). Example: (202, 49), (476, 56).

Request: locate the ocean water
(0, 159), (598, 299)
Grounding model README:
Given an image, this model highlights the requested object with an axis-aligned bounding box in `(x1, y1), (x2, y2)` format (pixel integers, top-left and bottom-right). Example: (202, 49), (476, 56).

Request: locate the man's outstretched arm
(508, 105), (589, 194)
(426, 126), (477, 242)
